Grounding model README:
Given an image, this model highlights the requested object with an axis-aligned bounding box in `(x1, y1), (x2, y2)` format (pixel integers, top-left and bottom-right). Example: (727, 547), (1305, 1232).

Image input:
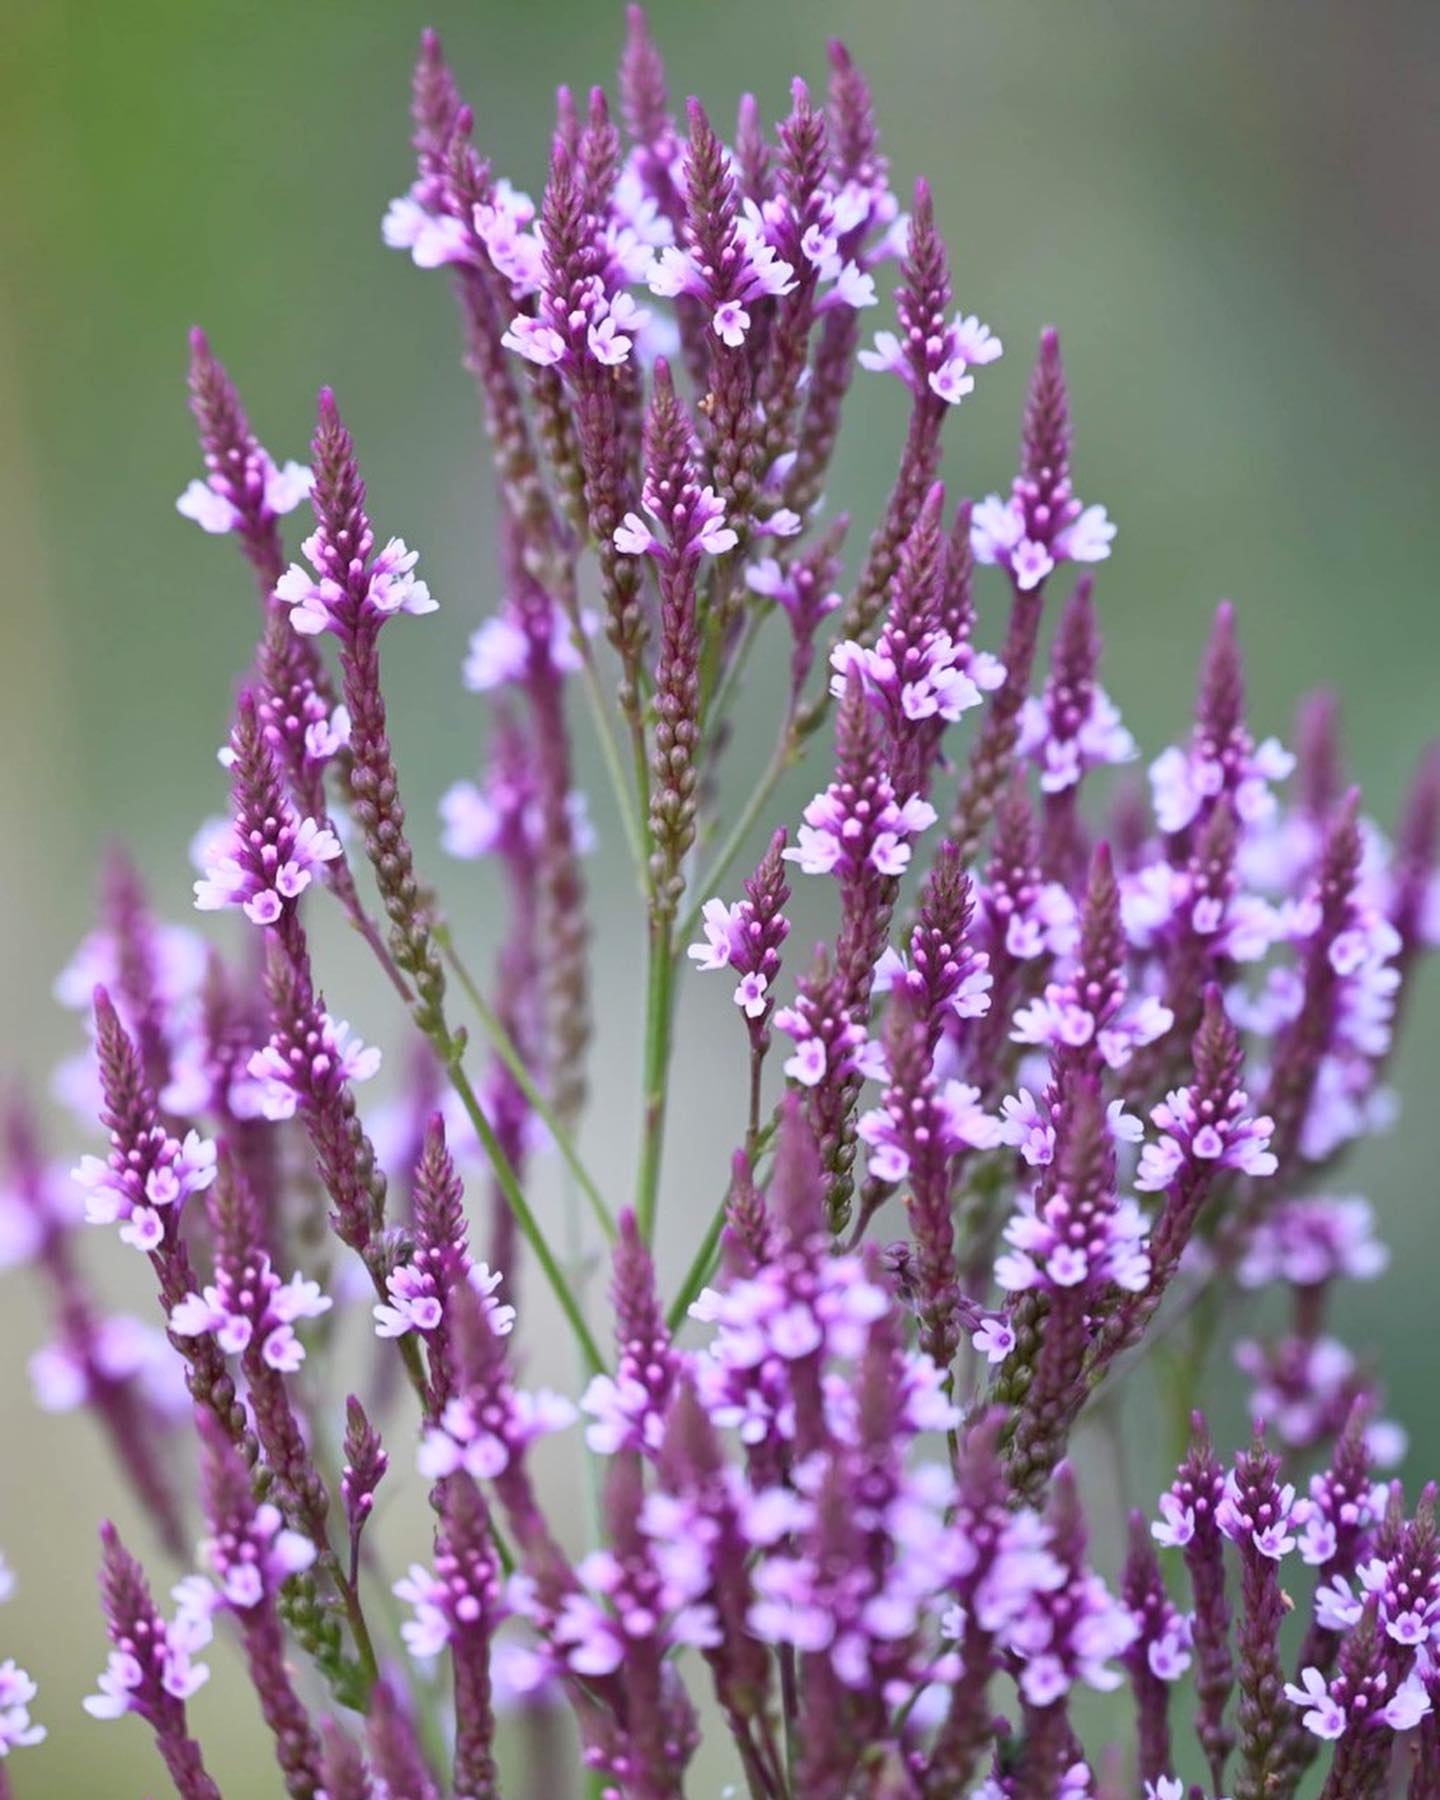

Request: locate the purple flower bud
(341, 1397), (388, 1585)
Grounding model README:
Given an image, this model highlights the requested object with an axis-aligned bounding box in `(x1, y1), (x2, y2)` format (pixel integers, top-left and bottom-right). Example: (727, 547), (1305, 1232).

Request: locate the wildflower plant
(4, 11), (1440, 1799)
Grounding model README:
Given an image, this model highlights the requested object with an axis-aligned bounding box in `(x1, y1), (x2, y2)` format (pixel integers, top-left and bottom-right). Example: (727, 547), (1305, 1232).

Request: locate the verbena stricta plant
(4, 12), (1440, 1800)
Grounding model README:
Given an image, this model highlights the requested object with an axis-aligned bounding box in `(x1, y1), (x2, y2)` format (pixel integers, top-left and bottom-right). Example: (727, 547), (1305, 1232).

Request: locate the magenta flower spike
(194, 1412), (324, 1798)
(87, 1524), (219, 1800)
(181, 329), (312, 593)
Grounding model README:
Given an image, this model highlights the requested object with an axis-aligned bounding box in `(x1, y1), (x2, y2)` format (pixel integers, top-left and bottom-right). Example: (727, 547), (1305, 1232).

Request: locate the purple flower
(177, 457), (311, 537)
(0, 1656), (46, 1757)
(417, 1371), (575, 1484)
(1012, 982), (1173, 1073)
(857, 301), (1002, 407)
(245, 1011), (380, 1122)
(1135, 1080), (1277, 1192)
(857, 1076), (1000, 1184)
(169, 1254), (331, 1373)
(971, 1314), (1017, 1364)
(189, 1498), (316, 1616)
(1016, 587), (1136, 797)
(462, 598), (589, 693)
(1003, 1470), (1139, 1708)
(29, 1313), (185, 1419)
(375, 1260), (514, 1343)
(1234, 1335), (1402, 1463)
(73, 1023), (218, 1255)
(830, 626), (1003, 730)
(970, 330), (1114, 590)
(784, 776), (936, 879)
(994, 1168), (1150, 1299)
(394, 1480), (503, 1671)
(1283, 1666), (1348, 1740)
(193, 704), (345, 932)
(496, 126), (658, 372)
(645, 112), (797, 347)
(86, 1529), (213, 1723)
(1217, 1464), (1297, 1562)
(275, 530), (436, 637)
(1238, 1196), (1387, 1289)
(613, 476), (738, 562)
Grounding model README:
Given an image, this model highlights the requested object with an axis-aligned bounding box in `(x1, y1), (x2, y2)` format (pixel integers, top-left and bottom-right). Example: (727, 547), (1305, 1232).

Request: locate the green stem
(677, 720), (803, 951)
(561, 1161), (606, 1549)
(574, 638), (647, 880)
(634, 910), (675, 1243)
(702, 604), (764, 745)
(629, 711), (656, 874)
(436, 925), (616, 1245)
(442, 1049), (606, 1377)
(666, 1192), (729, 1333)
(322, 1550), (379, 1697)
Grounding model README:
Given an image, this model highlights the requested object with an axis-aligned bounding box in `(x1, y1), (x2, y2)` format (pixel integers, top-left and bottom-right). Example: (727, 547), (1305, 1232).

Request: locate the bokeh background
(2, 0), (1437, 1792)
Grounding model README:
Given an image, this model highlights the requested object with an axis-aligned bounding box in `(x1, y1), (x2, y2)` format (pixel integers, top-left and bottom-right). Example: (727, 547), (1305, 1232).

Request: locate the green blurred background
(2, 0), (1437, 1792)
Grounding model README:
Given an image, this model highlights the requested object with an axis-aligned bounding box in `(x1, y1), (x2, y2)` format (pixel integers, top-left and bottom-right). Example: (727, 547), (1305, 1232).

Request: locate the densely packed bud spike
(578, 85), (621, 218)
(1020, 325), (1072, 525)
(1154, 1414), (1236, 1791)
(90, 1523), (221, 1799)
(579, 1209), (681, 1459)
(366, 1678), (441, 1800)
(734, 90), (771, 203)
(1032, 574), (1117, 878)
(196, 1412), (325, 1798)
(785, 40), (886, 514)
(341, 1396), (387, 1584)
(1391, 742), (1440, 984)
(1295, 688), (1344, 823)
(720, 1149), (771, 1277)
(839, 180), (954, 645)
(182, 329), (313, 593)
(619, 5), (672, 157)
(1121, 1510), (1182, 1786)
(635, 359), (710, 907)
(410, 28), (463, 178)
(318, 1723), (373, 1800)
(1225, 1429), (1292, 1800)
(1262, 788), (1363, 1172)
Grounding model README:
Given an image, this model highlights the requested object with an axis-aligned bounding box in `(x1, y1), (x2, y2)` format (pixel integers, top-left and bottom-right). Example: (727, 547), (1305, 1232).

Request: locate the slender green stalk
(322, 1549), (379, 1696)
(677, 719), (805, 951)
(561, 1161), (606, 1548)
(634, 912), (675, 1242)
(666, 1194), (729, 1333)
(702, 604), (765, 745)
(442, 1049), (606, 1377)
(435, 924), (616, 1245)
(629, 712), (656, 871)
(574, 638), (647, 879)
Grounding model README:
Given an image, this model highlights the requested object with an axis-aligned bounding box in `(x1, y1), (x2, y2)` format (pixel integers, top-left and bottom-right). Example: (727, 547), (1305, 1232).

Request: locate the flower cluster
(784, 770), (936, 880)
(969, 330), (1115, 591)
(73, 1077), (217, 1256)
(0, 1558), (45, 1761)
(85, 1530), (212, 1723)
(3, 14), (1439, 1800)
(275, 529), (437, 638)
(169, 1253), (331, 1373)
